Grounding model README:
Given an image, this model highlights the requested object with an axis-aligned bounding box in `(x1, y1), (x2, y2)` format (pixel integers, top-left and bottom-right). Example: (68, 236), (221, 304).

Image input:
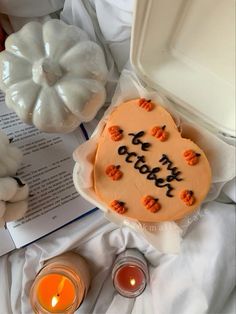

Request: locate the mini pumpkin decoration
(138, 98), (154, 111)
(180, 190), (195, 206)
(142, 195), (161, 213)
(110, 200), (127, 214)
(108, 125), (123, 141)
(105, 165), (123, 180)
(0, 130), (29, 227)
(151, 125), (168, 141)
(0, 19), (108, 133)
(183, 149), (201, 165)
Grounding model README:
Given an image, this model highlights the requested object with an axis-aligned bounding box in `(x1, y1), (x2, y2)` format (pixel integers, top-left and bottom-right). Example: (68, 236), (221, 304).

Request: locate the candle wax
(115, 265), (145, 292)
(37, 274), (76, 312)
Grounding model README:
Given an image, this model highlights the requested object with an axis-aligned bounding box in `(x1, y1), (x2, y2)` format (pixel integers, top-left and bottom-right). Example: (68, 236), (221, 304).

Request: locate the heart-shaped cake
(93, 99), (211, 222)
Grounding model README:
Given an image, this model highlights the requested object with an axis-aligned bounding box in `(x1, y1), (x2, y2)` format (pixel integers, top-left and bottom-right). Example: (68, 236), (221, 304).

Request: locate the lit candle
(112, 249), (149, 298)
(30, 252), (90, 313)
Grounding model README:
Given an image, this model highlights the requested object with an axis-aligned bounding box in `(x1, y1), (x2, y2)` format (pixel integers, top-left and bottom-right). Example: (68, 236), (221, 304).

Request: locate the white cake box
(72, 0), (235, 253)
(131, 0), (235, 143)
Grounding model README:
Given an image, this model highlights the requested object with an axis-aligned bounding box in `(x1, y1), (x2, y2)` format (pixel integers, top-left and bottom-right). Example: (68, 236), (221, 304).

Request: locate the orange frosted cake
(93, 98), (211, 222)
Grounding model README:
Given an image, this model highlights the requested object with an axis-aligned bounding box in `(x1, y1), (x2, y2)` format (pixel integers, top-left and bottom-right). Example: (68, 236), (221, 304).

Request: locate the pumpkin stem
(32, 58), (63, 87)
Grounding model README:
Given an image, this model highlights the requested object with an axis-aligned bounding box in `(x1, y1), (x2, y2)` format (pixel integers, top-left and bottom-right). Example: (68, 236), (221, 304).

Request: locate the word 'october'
(117, 131), (183, 197)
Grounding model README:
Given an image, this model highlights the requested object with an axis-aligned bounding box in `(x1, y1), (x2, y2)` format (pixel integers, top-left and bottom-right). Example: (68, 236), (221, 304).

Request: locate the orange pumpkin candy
(151, 125), (168, 141)
(183, 149), (201, 165)
(108, 126), (123, 141)
(180, 190), (195, 206)
(142, 195), (161, 213)
(110, 200), (127, 214)
(138, 98), (154, 111)
(105, 165), (123, 180)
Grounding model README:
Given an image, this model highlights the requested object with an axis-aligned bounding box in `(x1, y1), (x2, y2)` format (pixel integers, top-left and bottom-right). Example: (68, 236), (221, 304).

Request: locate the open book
(0, 92), (97, 256)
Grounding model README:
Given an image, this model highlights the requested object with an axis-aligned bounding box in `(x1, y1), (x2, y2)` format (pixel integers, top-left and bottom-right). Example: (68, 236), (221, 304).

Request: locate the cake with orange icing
(93, 98), (211, 222)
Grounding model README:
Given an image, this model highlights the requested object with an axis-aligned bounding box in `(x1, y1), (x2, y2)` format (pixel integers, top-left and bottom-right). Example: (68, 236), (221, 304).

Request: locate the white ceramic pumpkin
(0, 19), (108, 133)
(0, 130), (29, 226)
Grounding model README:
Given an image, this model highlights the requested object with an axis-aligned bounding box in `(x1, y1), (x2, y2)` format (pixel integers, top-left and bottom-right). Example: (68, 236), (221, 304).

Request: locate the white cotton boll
(0, 130), (29, 224)
(0, 200), (6, 217)
(0, 164), (9, 178)
(0, 131), (9, 146)
(0, 130), (23, 177)
(5, 146), (23, 174)
(10, 182), (29, 202)
(0, 177), (18, 201)
(4, 200), (28, 222)
(0, 146), (23, 177)
(0, 158), (18, 177)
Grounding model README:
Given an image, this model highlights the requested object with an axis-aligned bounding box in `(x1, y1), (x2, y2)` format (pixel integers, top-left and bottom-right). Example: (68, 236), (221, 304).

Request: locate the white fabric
(0, 1), (63, 34)
(0, 1), (235, 314)
(0, 0), (64, 17)
(0, 202), (235, 314)
(223, 178), (236, 203)
(0, 14), (52, 34)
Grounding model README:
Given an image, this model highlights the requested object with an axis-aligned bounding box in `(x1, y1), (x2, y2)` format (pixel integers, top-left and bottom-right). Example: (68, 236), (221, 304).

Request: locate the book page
(0, 93), (96, 249)
(0, 227), (15, 256)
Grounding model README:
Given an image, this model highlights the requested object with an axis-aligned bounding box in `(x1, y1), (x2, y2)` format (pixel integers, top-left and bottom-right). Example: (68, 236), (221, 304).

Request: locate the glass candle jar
(112, 249), (149, 298)
(30, 252), (90, 314)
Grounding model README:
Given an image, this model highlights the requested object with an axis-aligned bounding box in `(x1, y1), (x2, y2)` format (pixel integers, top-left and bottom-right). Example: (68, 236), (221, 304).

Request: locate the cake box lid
(131, 0), (235, 138)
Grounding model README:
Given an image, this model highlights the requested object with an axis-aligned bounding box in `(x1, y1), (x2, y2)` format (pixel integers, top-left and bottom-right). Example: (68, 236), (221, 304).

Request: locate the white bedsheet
(0, 201), (235, 314)
(0, 1), (235, 313)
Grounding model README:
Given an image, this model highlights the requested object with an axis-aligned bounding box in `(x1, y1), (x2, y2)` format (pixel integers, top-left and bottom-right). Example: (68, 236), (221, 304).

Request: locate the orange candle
(30, 252), (90, 314)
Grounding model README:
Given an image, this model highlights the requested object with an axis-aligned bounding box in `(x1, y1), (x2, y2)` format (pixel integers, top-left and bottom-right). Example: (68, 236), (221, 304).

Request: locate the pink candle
(112, 249), (148, 298)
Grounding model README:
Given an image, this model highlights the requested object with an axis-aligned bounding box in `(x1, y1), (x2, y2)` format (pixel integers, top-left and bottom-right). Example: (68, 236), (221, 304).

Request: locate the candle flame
(51, 276), (67, 308)
(51, 296), (59, 308)
(130, 278), (136, 286)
